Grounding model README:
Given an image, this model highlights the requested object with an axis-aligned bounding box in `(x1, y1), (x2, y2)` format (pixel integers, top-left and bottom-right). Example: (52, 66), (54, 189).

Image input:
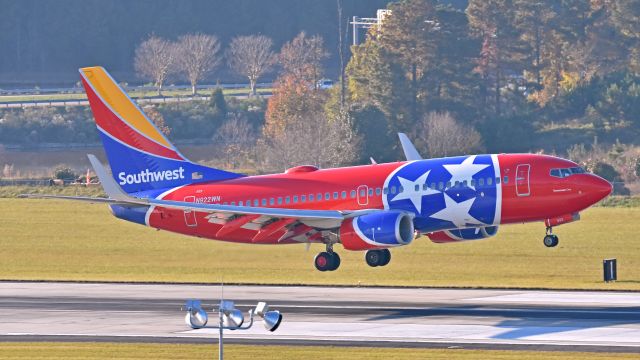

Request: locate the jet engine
(427, 226), (498, 243)
(340, 210), (414, 250)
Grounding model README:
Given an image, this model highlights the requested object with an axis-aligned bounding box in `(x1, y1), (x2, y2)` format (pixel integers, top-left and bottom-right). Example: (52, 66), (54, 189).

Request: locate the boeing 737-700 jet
(28, 67), (613, 271)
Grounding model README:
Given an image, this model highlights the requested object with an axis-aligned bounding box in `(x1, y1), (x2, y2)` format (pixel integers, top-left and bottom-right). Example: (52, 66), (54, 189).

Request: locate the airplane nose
(584, 174), (613, 203)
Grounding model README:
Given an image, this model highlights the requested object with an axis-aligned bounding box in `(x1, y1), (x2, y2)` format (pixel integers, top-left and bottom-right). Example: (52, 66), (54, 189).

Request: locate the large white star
(429, 193), (483, 227)
(443, 155), (489, 190)
(391, 170), (439, 213)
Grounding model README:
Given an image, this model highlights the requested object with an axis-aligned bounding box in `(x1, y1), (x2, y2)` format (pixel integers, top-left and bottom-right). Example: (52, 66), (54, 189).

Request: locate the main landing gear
(543, 227), (559, 248)
(365, 249), (391, 267)
(314, 244), (341, 272)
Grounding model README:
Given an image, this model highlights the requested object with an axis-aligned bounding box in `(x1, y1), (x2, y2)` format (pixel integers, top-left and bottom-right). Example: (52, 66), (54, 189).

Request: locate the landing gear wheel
(379, 249), (391, 266)
(365, 249), (391, 267)
(314, 251), (341, 271)
(328, 252), (341, 271)
(314, 252), (333, 271)
(543, 234), (559, 248)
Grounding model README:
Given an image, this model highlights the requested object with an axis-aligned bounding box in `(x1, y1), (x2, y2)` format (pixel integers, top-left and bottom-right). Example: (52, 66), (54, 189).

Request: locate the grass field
(0, 343), (637, 360)
(1, 198), (639, 289)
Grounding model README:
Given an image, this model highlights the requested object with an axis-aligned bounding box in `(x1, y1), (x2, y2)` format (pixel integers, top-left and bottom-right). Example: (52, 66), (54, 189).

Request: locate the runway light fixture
(255, 301), (283, 332)
(182, 298), (284, 360)
(184, 299), (208, 328)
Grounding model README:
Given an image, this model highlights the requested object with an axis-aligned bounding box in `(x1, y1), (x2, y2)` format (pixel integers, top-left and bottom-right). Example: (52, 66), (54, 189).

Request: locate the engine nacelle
(427, 226), (498, 243)
(340, 211), (414, 250)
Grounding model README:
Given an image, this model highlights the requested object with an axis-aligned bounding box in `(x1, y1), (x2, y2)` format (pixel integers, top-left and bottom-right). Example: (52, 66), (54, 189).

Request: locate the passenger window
(231, 202), (235, 206)
(351, 190), (356, 198)
(277, 197), (283, 205)
(446, 181), (452, 189)
(383, 187), (389, 194)
(470, 179), (475, 187)
(341, 191), (347, 199)
(254, 200), (259, 206)
(368, 188), (373, 196)
(487, 177), (493, 185)
(390, 186), (397, 194)
(293, 196), (298, 203)
(360, 188), (366, 197)
(270, 198), (275, 205)
(309, 194), (315, 201)
(438, 182), (444, 190)
(285, 196), (290, 204)
(333, 192), (338, 199)
(301, 195), (306, 203)
(238, 201), (243, 206)
(261, 199), (267, 206)
(376, 188), (381, 196)
(495, 177), (500, 184)
(430, 182), (436, 189)
(325, 192), (330, 200)
(399, 186), (404, 192)
(317, 193), (322, 201)
(462, 180), (468, 187)
(503, 176), (509, 184)
(415, 184), (420, 191)
(479, 178), (484, 186)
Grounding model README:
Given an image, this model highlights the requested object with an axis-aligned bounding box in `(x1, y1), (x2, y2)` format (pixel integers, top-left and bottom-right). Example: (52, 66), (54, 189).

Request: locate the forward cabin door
(183, 195), (198, 227)
(515, 164), (531, 197)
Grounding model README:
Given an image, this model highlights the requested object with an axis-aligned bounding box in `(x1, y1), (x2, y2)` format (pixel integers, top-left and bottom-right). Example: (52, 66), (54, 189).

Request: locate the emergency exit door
(516, 164), (531, 197)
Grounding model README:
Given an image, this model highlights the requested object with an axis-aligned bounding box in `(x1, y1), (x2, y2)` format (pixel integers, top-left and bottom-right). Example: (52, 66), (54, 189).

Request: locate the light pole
(183, 299), (283, 360)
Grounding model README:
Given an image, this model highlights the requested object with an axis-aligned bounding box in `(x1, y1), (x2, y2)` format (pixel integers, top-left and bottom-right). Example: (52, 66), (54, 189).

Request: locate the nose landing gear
(365, 249), (391, 267)
(543, 227), (559, 248)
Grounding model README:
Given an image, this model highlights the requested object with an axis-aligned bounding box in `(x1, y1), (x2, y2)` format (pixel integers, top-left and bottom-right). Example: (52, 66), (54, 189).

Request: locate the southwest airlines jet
(30, 67), (613, 271)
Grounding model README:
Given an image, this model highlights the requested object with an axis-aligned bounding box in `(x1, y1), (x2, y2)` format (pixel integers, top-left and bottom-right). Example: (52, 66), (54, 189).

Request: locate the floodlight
(254, 302), (283, 332)
(184, 299), (208, 328)
(219, 300), (244, 328)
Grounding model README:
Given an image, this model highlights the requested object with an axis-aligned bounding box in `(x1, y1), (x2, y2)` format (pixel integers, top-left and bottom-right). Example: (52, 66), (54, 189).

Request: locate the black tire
(378, 249), (391, 266)
(543, 235), (558, 248)
(328, 252), (341, 271)
(314, 252), (332, 271)
(365, 250), (381, 267)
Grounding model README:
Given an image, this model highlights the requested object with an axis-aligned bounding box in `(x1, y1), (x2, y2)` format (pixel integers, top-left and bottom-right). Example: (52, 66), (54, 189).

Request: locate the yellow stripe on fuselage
(80, 66), (172, 149)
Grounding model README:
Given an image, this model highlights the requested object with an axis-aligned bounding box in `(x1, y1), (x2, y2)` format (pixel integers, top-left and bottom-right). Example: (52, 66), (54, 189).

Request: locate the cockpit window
(550, 167), (586, 178)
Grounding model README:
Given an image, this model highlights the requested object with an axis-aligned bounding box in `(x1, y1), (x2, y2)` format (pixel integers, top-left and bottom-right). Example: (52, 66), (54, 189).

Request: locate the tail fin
(79, 66), (243, 194)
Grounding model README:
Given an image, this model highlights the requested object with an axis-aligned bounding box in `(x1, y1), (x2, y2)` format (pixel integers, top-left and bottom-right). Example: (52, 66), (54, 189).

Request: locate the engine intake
(340, 211), (414, 250)
(428, 226), (498, 243)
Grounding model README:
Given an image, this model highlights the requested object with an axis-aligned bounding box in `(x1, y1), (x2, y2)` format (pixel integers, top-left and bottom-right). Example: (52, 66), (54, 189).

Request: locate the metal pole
(219, 302), (223, 360)
(352, 16), (359, 46)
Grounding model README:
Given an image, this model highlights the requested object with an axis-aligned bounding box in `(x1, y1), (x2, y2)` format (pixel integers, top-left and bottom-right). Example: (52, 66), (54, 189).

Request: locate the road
(1, 282), (639, 353)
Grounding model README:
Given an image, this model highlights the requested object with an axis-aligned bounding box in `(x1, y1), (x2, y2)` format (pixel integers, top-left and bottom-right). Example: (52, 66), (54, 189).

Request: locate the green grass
(0, 88), (272, 103)
(0, 343), (637, 360)
(1, 198), (639, 289)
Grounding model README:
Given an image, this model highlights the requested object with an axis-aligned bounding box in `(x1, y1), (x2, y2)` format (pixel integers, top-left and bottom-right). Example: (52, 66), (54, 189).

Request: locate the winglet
(87, 154), (133, 202)
(398, 133), (422, 161)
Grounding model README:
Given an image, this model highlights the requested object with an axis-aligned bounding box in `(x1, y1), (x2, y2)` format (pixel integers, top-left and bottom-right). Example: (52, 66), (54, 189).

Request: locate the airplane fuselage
(111, 153), (611, 246)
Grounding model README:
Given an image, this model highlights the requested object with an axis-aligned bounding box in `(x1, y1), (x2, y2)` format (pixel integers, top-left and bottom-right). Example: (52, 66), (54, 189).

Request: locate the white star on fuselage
(443, 155), (489, 190)
(429, 193), (483, 227)
(392, 170), (439, 213)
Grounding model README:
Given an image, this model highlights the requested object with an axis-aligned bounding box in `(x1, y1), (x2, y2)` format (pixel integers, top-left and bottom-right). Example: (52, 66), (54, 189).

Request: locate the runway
(1, 282), (639, 352)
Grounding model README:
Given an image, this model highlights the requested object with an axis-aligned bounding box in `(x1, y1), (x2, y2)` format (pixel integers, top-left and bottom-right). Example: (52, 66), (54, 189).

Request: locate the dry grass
(1, 198), (639, 289)
(0, 343), (637, 360)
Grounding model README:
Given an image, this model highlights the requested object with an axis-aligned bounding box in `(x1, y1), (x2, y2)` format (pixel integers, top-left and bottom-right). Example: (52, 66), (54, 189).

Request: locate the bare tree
(213, 115), (257, 168)
(175, 33), (222, 95)
(227, 35), (276, 97)
(259, 112), (359, 172)
(134, 35), (177, 96)
(279, 32), (329, 86)
(418, 112), (484, 158)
